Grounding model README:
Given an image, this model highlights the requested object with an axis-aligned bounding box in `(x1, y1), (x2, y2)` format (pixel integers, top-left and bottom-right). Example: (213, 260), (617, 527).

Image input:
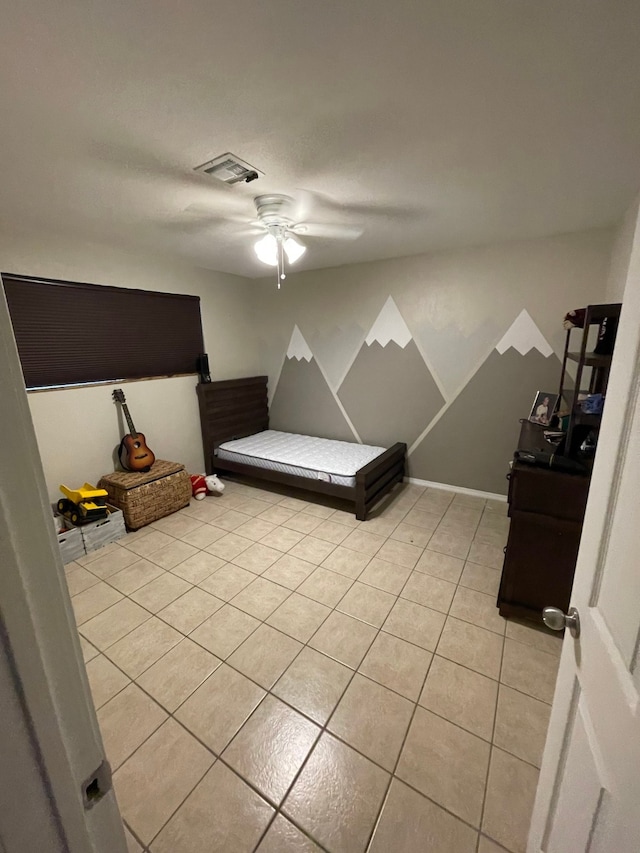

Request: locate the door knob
(542, 606), (580, 638)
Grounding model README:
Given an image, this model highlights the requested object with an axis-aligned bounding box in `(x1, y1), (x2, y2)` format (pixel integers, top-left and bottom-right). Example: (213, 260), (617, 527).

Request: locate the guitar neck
(121, 404), (138, 438)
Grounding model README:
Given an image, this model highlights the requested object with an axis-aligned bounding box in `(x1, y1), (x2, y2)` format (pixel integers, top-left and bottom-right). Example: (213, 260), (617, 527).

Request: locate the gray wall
(270, 355), (355, 441)
(254, 228), (614, 495)
(338, 339), (445, 448)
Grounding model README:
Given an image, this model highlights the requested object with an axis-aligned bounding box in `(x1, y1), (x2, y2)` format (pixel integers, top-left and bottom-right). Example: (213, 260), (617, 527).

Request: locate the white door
(0, 286), (127, 852)
(528, 211), (640, 851)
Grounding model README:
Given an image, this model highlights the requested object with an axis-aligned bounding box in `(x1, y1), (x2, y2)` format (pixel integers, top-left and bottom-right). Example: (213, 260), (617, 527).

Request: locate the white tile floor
(66, 479), (562, 853)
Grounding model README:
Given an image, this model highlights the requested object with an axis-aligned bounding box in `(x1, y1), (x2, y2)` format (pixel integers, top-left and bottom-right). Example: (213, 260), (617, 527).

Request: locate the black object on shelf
(557, 303), (622, 459)
(197, 353), (211, 383)
(514, 448), (588, 475)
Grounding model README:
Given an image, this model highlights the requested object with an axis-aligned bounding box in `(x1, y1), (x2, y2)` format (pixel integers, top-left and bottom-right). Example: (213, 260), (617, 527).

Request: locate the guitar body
(118, 433), (155, 472)
(112, 388), (156, 473)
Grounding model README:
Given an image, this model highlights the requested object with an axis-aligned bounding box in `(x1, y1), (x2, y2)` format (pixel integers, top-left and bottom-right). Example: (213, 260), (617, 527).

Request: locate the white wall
(0, 230), (261, 500)
(606, 195), (640, 303)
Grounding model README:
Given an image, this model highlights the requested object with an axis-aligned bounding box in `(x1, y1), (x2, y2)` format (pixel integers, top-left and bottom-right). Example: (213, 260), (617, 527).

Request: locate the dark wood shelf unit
(570, 408), (601, 428)
(498, 303), (621, 626)
(566, 351), (612, 368)
(558, 302), (622, 456)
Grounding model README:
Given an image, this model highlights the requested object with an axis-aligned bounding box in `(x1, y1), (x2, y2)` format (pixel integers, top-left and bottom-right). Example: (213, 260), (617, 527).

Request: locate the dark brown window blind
(2, 273), (204, 389)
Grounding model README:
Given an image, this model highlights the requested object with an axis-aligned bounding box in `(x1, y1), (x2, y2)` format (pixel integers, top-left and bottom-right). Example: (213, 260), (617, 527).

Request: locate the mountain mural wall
(409, 310), (561, 493)
(308, 322), (364, 390)
(337, 297), (446, 448)
(267, 308), (575, 495)
(253, 230), (612, 496)
(415, 316), (500, 399)
(269, 326), (356, 441)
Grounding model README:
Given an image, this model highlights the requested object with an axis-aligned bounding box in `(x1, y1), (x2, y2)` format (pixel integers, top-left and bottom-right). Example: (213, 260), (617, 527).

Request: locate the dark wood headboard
(196, 376), (269, 475)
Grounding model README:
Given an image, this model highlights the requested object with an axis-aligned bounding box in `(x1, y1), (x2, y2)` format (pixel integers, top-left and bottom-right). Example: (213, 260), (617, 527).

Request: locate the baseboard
(404, 476), (507, 502)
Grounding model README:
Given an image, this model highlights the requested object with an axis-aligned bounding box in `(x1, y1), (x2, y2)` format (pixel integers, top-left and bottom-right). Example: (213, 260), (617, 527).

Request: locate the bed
(196, 376), (406, 520)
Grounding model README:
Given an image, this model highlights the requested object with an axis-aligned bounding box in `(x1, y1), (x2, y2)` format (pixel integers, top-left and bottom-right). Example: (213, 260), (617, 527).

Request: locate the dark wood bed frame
(196, 376), (406, 521)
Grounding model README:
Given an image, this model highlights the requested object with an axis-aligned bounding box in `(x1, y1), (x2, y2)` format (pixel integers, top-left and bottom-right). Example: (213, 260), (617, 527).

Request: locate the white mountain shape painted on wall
(495, 309), (553, 357)
(365, 296), (413, 348)
(286, 325), (313, 361)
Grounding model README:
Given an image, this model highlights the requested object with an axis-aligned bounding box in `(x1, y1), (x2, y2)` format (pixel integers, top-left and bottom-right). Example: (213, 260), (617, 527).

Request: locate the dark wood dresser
(497, 421), (590, 623)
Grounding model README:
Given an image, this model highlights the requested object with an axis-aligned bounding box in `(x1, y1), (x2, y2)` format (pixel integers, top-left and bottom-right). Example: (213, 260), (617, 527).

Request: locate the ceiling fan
(251, 193), (363, 288)
(176, 190), (364, 288)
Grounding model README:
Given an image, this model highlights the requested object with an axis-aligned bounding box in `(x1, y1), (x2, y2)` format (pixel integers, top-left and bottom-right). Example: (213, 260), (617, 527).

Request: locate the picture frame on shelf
(528, 391), (558, 426)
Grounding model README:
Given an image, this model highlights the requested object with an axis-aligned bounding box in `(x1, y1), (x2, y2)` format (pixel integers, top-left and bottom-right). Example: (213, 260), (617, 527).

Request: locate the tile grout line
(244, 541), (402, 850)
(362, 603), (446, 851)
(90, 620), (547, 778)
(320, 498), (482, 849)
(476, 607), (509, 853)
(244, 489), (446, 847)
(80, 540), (552, 718)
(366, 497), (498, 841)
(89, 552), (375, 847)
(80, 497), (497, 700)
(136, 492), (421, 849)
(71, 483), (554, 851)
(89, 588), (548, 833)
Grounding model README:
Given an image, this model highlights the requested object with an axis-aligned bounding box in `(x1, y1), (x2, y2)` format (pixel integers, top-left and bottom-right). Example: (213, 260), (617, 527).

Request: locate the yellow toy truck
(57, 483), (109, 525)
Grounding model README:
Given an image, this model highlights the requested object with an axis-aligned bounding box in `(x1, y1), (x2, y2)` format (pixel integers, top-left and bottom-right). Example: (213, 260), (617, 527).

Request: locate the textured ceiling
(1, 1), (639, 277)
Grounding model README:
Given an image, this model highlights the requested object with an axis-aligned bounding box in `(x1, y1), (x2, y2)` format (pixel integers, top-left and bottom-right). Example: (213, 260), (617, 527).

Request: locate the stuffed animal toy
(563, 307), (618, 354)
(563, 308), (586, 331)
(190, 474), (207, 500)
(205, 474), (225, 495)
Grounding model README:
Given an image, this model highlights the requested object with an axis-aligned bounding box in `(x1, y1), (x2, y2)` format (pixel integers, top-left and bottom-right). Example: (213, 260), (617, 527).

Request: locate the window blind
(2, 273), (204, 389)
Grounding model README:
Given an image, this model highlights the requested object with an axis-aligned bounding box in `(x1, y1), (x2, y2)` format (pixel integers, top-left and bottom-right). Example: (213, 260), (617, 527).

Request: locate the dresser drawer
(509, 462), (589, 522)
(499, 510), (582, 618)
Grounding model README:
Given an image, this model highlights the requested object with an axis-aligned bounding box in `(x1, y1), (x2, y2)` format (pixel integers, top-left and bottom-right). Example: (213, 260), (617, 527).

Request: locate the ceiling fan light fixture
(254, 233), (278, 265)
(253, 232), (306, 266)
(283, 235), (306, 263)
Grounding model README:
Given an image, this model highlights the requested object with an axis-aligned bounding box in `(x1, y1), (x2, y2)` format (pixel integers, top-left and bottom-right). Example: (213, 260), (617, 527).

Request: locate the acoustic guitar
(112, 389), (156, 472)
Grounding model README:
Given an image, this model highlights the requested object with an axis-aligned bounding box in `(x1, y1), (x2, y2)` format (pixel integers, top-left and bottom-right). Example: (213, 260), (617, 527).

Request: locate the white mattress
(216, 430), (387, 488)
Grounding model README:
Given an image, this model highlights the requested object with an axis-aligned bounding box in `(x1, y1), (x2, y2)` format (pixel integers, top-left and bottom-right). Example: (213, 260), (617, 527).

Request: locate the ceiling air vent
(194, 153), (262, 185)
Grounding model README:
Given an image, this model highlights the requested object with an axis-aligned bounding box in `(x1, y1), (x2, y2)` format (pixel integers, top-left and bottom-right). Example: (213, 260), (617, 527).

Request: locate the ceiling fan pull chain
(277, 234), (286, 288)
(276, 238), (281, 289)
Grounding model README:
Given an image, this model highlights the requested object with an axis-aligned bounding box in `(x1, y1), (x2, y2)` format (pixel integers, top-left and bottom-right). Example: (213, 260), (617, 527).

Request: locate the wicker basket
(99, 460), (191, 530)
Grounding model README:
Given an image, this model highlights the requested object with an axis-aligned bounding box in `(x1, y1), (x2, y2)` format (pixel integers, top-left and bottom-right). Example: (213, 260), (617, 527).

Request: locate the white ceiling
(1, 1), (639, 278)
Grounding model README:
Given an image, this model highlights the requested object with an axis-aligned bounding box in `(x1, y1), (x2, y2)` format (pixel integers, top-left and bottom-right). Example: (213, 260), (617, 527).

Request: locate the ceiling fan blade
(159, 210), (261, 239)
(169, 218), (220, 236)
(182, 201), (251, 222)
(290, 189), (318, 222)
(293, 221), (363, 240)
(292, 188), (355, 223)
(294, 188), (422, 222)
